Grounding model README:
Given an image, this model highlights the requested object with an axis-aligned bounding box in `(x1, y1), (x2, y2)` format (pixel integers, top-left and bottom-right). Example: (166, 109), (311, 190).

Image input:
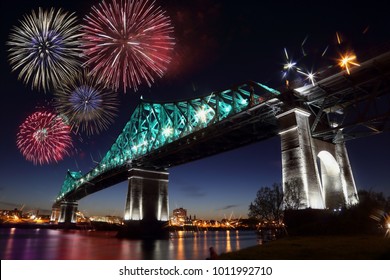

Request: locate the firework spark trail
(321, 45), (329, 57)
(336, 32), (342, 45)
(281, 30), (363, 87)
(16, 111), (73, 165)
(54, 69), (119, 136)
(301, 35), (308, 56)
(7, 8), (83, 93)
(82, 0), (175, 93)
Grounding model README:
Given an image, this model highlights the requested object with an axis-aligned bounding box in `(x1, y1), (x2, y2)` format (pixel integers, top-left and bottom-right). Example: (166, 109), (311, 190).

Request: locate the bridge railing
(55, 81), (281, 202)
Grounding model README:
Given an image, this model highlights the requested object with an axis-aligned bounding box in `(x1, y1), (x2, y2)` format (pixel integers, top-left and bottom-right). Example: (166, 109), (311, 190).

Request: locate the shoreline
(0, 222), (256, 232)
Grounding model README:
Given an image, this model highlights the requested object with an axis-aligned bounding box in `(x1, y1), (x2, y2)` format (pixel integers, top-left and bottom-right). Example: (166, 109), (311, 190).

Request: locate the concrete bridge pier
(50, 207), (60, 223)
(56, 201), (78, 227)
(119, 168), (169, 238)
(277, 108), (359, 210)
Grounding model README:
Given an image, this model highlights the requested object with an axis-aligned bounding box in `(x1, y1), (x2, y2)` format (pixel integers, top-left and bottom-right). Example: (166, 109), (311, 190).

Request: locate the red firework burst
(16, 111), (73, 165)
(82, 0), (175, 92)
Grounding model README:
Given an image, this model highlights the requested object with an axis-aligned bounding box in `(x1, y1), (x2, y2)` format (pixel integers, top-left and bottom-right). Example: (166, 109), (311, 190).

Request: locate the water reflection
(226, 230), (231, 252)
(0, 228), (258, 260)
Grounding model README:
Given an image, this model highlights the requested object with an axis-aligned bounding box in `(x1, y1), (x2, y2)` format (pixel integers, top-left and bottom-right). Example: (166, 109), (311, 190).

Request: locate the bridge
(51, 50), (390, 235)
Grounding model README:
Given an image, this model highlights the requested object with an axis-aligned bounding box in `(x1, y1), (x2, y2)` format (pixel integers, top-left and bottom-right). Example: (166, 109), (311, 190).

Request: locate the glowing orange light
(338, 53), (360, 74)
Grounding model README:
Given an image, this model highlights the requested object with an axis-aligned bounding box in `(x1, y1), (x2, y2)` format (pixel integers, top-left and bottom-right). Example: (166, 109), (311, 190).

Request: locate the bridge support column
(50, 207), (61, 223)
(335, 142), (359, 205)
(121, 168), (169, 238)
(58, 201), (78, 227)
(277, 108), (358, 210)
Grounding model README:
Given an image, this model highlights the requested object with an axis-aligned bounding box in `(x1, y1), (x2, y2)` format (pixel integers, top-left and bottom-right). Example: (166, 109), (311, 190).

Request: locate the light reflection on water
(0, 228), (259, 260)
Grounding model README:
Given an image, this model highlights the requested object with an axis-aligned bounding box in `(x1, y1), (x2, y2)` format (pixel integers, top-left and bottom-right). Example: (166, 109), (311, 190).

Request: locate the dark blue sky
(1, 0), (389, 219)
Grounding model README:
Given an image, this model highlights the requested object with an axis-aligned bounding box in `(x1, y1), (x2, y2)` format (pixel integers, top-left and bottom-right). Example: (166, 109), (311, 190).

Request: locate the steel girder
(55, 81), (281, 202)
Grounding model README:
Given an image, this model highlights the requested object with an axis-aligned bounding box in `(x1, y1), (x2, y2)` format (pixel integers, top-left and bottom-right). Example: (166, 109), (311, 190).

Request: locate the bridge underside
(294, 50), (390, 143)
(133, 98), (282, 169)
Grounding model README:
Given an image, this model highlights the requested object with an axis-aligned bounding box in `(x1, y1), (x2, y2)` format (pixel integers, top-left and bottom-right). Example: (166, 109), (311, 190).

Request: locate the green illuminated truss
(56, 81), (280, 201)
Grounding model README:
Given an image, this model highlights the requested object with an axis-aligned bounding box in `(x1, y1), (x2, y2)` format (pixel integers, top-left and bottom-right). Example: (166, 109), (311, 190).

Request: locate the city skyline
(1, 0), (389, 220)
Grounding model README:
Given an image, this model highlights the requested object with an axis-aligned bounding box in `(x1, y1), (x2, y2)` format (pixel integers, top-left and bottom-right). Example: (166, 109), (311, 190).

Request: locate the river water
(0, 227), (260, 260)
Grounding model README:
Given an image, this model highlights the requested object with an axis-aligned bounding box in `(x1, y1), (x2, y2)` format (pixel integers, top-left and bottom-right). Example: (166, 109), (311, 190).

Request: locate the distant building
(89, 215), (123, 224)
(0, 208), (22, 218)
(171, 207), (187, 226)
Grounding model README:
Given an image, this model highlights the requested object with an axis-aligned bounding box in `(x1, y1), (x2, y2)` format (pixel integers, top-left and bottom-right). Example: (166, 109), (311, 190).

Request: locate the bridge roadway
(53, 49), (390, 209)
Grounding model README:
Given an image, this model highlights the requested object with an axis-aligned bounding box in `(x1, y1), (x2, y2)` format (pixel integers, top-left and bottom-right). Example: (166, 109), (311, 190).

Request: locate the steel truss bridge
(54, 49), (390, 209)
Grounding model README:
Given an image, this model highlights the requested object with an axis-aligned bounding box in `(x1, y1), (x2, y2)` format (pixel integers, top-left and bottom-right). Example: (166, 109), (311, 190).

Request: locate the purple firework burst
(54, 69), (119, 136)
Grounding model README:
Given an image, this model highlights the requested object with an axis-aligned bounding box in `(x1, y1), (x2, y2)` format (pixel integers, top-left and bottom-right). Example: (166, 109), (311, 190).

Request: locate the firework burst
(16, 111), (73, 165)
(54, 69), (119, 136)
(7, 7), (83, 92)
(82, 0), (175, 93)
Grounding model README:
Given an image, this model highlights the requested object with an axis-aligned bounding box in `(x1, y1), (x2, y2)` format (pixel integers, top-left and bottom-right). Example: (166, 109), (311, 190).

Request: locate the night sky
(0, 0), (389, 219)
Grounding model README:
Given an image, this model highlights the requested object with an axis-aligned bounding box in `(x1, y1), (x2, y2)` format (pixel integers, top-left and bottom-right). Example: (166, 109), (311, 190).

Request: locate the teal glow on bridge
(56, 81), (280, 202)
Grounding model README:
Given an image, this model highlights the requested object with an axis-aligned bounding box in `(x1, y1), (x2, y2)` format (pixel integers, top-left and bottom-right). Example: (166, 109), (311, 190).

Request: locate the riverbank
(219, 234), (390, 259)
(0, 221), (255, 232)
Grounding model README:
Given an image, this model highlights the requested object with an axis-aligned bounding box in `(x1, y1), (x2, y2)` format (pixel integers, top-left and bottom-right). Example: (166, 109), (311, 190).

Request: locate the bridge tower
(120, 168), (169, 237)
(277, 108), (359, 209)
